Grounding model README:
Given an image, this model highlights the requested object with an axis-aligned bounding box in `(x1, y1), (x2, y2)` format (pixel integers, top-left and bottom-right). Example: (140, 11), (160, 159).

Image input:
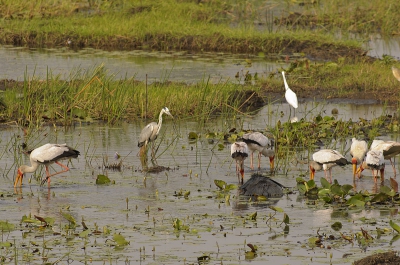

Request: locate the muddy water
(0, 45), (282, 84)
(1, 102), (399, 265)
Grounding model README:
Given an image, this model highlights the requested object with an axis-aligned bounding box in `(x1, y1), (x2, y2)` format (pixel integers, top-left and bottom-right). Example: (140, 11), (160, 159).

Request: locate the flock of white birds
(231, 70), (400, 186)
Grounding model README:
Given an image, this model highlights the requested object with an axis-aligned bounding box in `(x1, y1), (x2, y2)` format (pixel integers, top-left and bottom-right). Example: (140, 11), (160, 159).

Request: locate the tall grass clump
(0, 65), (262, 126)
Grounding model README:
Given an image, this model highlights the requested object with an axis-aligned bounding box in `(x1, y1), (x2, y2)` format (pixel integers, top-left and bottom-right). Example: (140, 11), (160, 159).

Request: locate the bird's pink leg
(250, 152), (254, 170)
(257, 152), (261, 169)
(329, 168), (333, 183)
(389, 158), (396, 176)
(47, 162), (70, 177)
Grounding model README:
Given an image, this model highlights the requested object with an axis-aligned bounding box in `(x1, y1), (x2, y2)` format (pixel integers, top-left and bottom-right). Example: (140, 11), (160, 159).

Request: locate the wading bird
(281, 71), (298, 119)
(309, 149), (349, 183)
(350, 138), (368, 179)
(240, 173), (284, 197)
(14, 143), (80, 188)
(356, 150), (385, 182)
(370, 139), (400, 175)
(241, 132), (275, 171)
(392, 66), (400, 82)
(138, 107), (173, 158)
(231, 142), (249, 184)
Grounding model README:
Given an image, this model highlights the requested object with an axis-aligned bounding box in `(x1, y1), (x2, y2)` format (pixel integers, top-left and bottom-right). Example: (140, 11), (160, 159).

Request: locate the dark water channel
(0, 45), (400, 264)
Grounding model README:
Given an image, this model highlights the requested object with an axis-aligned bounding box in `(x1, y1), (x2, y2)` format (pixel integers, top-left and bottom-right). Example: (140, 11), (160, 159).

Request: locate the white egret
(281, 71), (298, 120)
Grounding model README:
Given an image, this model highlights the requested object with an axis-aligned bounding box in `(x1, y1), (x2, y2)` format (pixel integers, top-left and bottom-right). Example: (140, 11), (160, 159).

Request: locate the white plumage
(370, 139), (400, 175)
(15, 143), (80, 187)
(350, 138), (368, 178)
(282, 71), (298, 109)
(231, 142), (249, 184)
(309, 149), (349, 183)
(357, 150), (385, 182)
(242, 132), (275, 170)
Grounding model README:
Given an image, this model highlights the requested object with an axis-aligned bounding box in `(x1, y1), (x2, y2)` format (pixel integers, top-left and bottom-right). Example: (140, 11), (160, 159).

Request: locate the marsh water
(1, 44), (400, 264)
(1, 100), (399, 265)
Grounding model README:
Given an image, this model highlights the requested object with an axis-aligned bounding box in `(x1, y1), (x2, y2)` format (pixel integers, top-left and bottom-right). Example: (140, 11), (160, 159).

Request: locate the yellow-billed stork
(356, 150), (385, 182)
(231, 142), (249, 184)
(241, 132), (275, 171)
(15, 143), (80, 188)
(350, 138), (368, 179)
(309, 149), (349, 183)
(370, 139), (400, 175)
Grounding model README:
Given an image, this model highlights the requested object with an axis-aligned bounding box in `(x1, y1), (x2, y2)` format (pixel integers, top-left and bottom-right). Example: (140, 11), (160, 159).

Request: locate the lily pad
(96, 174), (111, 185)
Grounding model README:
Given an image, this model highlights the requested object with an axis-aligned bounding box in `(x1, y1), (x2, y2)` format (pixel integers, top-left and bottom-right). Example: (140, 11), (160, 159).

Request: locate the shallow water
(1, 102), (399, 265)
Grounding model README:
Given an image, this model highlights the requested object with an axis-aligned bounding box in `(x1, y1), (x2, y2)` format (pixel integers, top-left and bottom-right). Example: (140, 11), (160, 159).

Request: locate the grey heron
(138, 107), (173, 160)
(15, 143), (80, 188)
(350, 138), (368, 179)
(241, 132), (275, 171)
(309, 149), (349, 183)
(356, 150), (385, 182)
(370, 139), (400, 175)
(231, 141), (248, 184)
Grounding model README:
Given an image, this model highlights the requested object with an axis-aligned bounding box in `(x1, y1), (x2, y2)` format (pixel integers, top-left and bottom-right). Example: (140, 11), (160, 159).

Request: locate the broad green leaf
(0, 221), (15, 232)
(269, 206), (284, 213)
(318, 188), (330, 197)
(225, 184), (238, 191)
(61, 212), (76, 225)
(320, 178), (331, 189)
(283, 213), (290, 224)
(96, 174), (111, 185)
(346, 197), (365, 207)
(390, 220), (400, 233)
(341, 184), (354, 195)
(113, 233), (129, 246)
(331, 222), (342, 231)
(371, 193), (389, 203)
(188, 132), (198, 139)
(79, 230), (90, 238)
(214, 179), (226, 190)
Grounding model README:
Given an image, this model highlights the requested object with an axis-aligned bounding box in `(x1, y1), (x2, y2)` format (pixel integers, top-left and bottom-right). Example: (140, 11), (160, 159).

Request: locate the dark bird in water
(240, 173), (285, 197)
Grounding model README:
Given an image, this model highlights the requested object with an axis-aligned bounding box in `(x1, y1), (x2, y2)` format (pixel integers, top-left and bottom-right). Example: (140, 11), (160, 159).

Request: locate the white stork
(309, 149), (349, 183)
(231, 142), (249, 184)
(356, 150), (385, 182)
(15, 143), (80, 188)
(370, 139), (400, 175)
(350, 138), (368, 179)
(242, 132), (275, 171)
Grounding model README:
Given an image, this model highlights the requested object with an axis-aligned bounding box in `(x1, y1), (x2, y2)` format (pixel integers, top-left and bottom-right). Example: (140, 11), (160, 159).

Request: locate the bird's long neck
(156, 110), (165, 135)
(282, 72), (289, 90)
(19, 160), (40, 174)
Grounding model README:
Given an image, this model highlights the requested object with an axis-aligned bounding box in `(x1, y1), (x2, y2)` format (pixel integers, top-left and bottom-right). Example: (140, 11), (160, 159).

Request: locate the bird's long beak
(355, 165), (364, 179)
(269, 156), (275, 171)
(352, 160), (357, 177)
(309, 166), (315, 180)
(14, 169), (23, 187)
